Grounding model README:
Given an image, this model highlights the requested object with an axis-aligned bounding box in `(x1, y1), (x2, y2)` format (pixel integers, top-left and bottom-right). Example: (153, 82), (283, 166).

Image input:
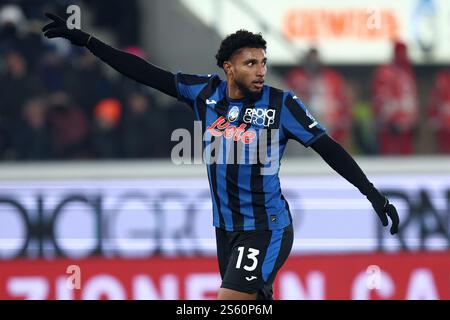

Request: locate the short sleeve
(280, 93), (326, 147)
(175, 73), (219, 106)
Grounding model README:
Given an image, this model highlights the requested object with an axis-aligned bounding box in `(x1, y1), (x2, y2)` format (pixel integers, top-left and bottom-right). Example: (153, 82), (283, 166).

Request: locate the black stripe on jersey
(249, 88), (285, 230)
(251, 161), (268, 230)
(280, 193), (293, 224)
(264, 87), (284, 165)
(196, 76), (223, 124)
(256, 88), (284, 166)
(212, 99), (230, 119)
(226, 142), (243, 230)
(268, 87), (284, 129)
(284, 95), (324, 136)
(208, 155), (224, 229)
(195, 76), (225, 228)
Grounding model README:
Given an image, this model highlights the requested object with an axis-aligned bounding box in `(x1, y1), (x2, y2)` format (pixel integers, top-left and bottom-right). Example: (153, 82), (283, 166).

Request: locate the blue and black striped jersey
(175, 73), (326, 231)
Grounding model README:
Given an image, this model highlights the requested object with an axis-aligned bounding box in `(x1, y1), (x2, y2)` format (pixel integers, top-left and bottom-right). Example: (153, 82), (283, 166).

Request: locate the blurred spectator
(371, 41), (419, 155)
(121, 90), (169, 158)
(0, 1), (177, 162)
(0, 114), (11, 159)
(47, 92), (90, 159)
(38, 46), (72, 93)
(14, 97), (53, 160)
(284, 48), (352, 148)
(92, 98), (122, 159)
(83, 0), (140, 47)
(0, 4), (26, 50)
(0, 4), (44, 69)
(2, 1), (445, 162)
(165, 101), (196, 159)
(70, 50), (117, 118)
(0, 49), (43, 153)
(10, 0), (75, 21)
(350, 82), (377, 155)
(15, 0), (55, 21)
(428, 70), (450, 154)
(118, 45), (171, 159)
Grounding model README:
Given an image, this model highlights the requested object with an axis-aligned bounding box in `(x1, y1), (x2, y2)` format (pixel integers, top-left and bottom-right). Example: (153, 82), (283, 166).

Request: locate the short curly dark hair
(215, 30), (267, 69)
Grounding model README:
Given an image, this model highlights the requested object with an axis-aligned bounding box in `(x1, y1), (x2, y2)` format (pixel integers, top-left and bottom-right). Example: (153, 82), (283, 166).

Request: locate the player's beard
(235, 78), (263, 101)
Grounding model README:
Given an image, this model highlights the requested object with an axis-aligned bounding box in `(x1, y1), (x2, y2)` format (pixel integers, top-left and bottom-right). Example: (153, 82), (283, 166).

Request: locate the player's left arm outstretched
(311, 134), (400, 235)
(281, 94), (399, 235)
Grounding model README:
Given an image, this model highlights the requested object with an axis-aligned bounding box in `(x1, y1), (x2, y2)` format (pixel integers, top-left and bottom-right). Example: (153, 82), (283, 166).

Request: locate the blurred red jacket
(285, 67), (351, 145)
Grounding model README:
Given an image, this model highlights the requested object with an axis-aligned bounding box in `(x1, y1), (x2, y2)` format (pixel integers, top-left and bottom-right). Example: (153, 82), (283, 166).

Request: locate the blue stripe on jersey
(282, 106), (317, 145)
(249, 89), (271, 231)
(205, 107), (221, 227)
(247, 133), (258, 165)
(239, 137), (256, 230)
(205, 105), (234, 231)
(178, 82), (208, 103)
(262, 229), (284, 282)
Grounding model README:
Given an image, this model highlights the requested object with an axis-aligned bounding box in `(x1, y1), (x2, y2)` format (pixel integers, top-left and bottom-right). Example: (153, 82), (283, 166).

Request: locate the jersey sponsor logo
(207, 116), (256, 144)
(245, 276), (258, 281)
(206, 99), (217, 106)
(243, 108), (276, 127)
(228, 106), (240, 122)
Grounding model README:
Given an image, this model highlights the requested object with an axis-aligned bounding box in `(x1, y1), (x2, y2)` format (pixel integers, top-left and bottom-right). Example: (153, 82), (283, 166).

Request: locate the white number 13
(236, 247), (260, 272)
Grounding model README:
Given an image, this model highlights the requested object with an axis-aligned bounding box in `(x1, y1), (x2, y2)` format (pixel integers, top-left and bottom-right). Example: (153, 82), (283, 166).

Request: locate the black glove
(367, 189), (400, 235)
(42, 12), (91, 47)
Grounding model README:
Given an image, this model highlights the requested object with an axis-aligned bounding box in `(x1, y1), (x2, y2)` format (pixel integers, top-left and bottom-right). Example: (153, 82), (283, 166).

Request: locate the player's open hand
(42, 12), (91, 47)
(367, 190), (400, 235)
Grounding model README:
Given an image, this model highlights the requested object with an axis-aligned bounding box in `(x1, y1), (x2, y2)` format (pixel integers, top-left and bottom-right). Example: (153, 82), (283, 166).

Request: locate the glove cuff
(86, 35), (93, 47)
(79, 31), (91, 47)
(366, 189), (388, 210)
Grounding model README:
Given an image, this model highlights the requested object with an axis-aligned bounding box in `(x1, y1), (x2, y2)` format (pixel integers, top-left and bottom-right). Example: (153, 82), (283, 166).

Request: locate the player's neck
(226, 81), (245, 101)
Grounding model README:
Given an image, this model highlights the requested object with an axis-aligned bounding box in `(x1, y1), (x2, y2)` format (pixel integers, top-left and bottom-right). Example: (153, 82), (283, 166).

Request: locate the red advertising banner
(0, 252), (449, 300)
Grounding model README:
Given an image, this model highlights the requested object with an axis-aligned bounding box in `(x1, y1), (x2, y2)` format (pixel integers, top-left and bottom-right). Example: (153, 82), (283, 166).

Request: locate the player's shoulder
(264, 84), (291, 100)
(266, 84), (295, 95)
(266, 85), (301, 104)
(177, 72), (221, 85)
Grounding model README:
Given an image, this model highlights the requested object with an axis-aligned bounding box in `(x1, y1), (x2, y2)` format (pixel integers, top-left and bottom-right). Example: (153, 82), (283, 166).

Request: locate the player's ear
(223, 61), (233, 76)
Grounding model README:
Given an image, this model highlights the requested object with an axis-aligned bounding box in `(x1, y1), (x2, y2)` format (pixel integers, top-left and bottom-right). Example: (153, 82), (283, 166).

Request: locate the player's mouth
(252, 80), (265, 90)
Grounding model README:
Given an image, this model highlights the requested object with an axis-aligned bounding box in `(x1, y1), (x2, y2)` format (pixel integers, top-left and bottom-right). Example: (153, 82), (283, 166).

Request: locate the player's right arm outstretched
(42, 12), (178, 98)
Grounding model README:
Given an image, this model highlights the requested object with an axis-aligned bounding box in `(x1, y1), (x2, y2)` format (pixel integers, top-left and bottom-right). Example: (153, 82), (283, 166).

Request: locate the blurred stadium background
(0, 0), (450, 300)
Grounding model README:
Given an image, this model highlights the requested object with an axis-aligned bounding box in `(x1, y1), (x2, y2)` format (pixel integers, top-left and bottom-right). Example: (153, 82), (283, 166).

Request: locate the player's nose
(258, 66), (266, 77)
(256, 63), (266, 77)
